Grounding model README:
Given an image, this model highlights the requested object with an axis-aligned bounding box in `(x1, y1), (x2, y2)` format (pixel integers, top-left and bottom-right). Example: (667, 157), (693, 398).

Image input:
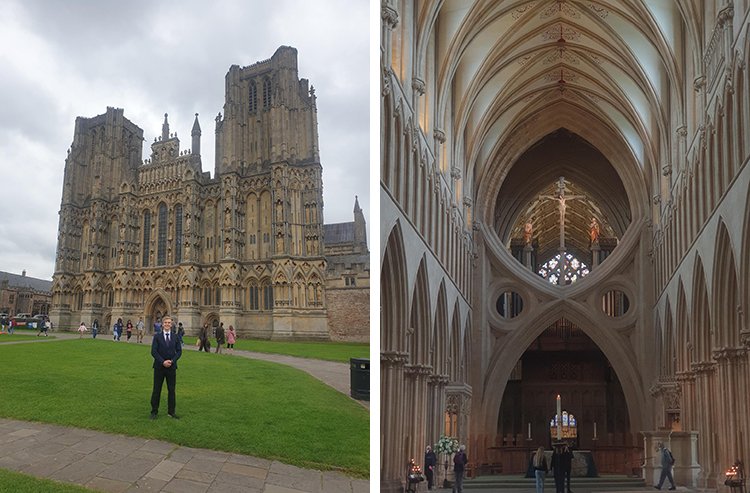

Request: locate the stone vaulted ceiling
(419, 0), (684, 256)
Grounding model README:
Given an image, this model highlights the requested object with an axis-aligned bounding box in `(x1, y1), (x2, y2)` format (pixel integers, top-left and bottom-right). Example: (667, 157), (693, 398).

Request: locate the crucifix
(539, 176), (585, 284)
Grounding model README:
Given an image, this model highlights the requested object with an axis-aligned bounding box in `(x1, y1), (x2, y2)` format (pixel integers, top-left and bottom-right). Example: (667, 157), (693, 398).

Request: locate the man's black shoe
(668, 488), (676, 490)
(149, 413), (157, 420)
(168, 413), (180, 419)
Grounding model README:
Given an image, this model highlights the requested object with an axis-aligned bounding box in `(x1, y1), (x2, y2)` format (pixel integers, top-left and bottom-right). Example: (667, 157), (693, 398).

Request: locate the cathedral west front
(50, 46), (369, 341)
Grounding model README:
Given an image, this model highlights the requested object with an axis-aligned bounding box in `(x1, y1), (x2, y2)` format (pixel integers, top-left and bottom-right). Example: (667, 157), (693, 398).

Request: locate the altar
(524, 450), (598, 478)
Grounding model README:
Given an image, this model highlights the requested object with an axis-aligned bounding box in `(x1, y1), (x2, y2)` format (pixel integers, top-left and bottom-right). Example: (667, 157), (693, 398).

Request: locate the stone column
(381, 351), (408, 493)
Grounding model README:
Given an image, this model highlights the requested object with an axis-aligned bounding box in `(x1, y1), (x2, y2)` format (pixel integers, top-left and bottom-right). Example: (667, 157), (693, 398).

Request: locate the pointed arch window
(262, 281), (273, 310)
(249, 81), (258, 113)
(262, 77), (271, 110)
(157, 203), (168, 266)
(248, 283), (259, 310)
(174, 204), (183, 264)
(142, 210), (151, 267)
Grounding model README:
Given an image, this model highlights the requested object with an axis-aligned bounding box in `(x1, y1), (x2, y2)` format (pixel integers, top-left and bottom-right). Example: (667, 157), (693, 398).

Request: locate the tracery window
(262, 77), (271, 110)
(262, 282), (273, 310)
(248, 284), (259, 310)
(142, 210), (151, 267)
(174, 204), (183, 264)
(249, 81), (257, 113)
(538, 252), (590, 285)
(157, 203), (167, 266)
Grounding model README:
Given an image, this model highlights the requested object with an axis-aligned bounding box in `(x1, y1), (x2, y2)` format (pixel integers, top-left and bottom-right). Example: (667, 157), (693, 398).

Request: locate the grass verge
(0, 339), (368, 477)
(181, 336), (369, 363)
(0, 468), (96, 492)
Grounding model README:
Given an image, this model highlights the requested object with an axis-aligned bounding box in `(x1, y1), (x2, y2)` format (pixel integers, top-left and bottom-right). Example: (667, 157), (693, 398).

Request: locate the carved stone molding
(690, 361), (717, 374)
(662, 164), (672, 176)
(693, 76), (706, 92)
(451, 166), (462, 180)
(740, 330), (750, 347)
(412, 77), (425, 95)
(463, 197), (473, 208)
(381, 5), (399, 29)
(381, 350), (409, 366)
(676, 126), (687, 138)
(429, 374), (450, 386)
(712, 346), (748, 361)
(433, 128), (446, 144)
(405, 364), (434, 377)
(382, 68), (392, 97)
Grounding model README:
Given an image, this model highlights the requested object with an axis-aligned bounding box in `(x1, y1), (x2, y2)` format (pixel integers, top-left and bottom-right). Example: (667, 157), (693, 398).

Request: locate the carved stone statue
(523, 221), (533, 245)
(590, 217), (600, 245)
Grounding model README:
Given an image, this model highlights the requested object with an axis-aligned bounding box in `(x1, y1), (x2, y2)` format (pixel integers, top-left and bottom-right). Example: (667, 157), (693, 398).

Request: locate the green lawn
(0, 339), (369, 477)
(0, 468), (97, 492)
(181, 335), (369, 363)
(0, 331), (53, 342)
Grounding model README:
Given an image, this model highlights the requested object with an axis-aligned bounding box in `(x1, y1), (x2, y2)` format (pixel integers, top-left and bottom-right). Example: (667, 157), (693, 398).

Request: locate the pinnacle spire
(161, 113), (170, 140)
(191, 113), (201, 136)
(354, 195), (361, 213)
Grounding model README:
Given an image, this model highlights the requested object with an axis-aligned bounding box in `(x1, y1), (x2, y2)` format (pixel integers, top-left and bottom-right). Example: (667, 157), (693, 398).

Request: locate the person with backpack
(654, 441), (676, 490)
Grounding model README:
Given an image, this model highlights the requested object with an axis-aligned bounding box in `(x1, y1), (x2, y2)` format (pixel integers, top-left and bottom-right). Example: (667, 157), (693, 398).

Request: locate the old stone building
(324, 196), (370, 342)
(381, 1), (750, 492)
(0, 270), (52, 316)
(51, 46), (365, 340)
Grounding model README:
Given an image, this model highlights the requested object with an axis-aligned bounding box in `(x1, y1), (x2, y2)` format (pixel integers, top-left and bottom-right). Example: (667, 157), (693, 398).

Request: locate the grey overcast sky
(0, 0), (369, 281)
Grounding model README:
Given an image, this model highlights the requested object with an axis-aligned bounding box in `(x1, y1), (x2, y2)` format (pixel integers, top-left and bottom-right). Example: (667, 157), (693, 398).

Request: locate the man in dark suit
(150, 315), (181, 419)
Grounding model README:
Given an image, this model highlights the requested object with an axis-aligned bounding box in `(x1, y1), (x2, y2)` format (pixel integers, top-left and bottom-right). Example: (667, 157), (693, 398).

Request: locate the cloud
(0, 0), (370, 279)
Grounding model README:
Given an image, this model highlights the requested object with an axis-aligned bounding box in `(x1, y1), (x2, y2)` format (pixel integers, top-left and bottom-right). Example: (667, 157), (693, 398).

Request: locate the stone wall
(326, 288), (369, 342)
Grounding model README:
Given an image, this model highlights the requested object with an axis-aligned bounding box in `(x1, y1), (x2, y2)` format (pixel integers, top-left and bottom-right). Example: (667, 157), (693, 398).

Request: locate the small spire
(161, 113), (170, 141)
(353, 195), (361, 213)
(191, 113), (201, 136)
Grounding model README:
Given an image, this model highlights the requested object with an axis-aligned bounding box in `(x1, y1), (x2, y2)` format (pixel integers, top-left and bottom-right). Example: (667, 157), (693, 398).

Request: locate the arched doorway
(144, 290), (172, 335)
(494, 318), (636, 474)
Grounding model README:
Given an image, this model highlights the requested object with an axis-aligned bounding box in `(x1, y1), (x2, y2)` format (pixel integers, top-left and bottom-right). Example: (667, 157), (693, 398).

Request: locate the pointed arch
(381, 221), (409, 352)
(409, 257), (432, 365)
(675, 280), (690, 373)
(691, 255), (712, 363)
(712, 220), (741, 348)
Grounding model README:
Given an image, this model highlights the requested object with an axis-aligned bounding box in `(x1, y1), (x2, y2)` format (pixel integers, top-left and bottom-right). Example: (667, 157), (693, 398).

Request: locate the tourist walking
(78, 322), (87, 338)
(198, 323), (211, 352)
(126, 320), (133, 342)
(114, 318), (123, 341)
(215, 322), (225, 354)
(226, 325), (236, 353)
(37, 319), (49, 337)
(92, 319), (99, 338)
(533, 446), (549, 493)
(654, 442), (676, 490)
(136, 317), (145, 343)
(453, 444), (468, 493)
(177, 322), (185, 347)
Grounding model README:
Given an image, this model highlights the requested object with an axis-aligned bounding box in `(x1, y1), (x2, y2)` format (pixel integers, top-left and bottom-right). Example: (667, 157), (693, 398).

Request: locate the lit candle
(594, 421), (598, 439)
(556, 395), (562, 440)
(528, 422), (532, 439)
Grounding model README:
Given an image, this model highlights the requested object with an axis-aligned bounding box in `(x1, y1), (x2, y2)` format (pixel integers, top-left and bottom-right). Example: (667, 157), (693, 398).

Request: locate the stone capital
(451, 166), (462, 180)
(662, 164), (672, 176)
(381, 350), (409, 366)
(433, 128), (446, 143)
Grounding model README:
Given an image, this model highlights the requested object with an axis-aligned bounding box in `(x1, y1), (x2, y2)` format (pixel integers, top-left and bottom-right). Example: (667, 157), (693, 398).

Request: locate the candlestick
(556, 395), (562, 440)
(594, 421), (597, 439)
(528, 422), (532, 440)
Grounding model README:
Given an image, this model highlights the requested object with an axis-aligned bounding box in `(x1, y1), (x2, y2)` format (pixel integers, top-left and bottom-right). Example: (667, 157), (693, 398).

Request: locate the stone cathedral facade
(51, 46), (364, 340)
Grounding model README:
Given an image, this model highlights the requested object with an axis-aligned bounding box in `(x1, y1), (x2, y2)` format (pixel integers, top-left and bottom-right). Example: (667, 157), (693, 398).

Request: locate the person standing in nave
(424, 445), (437, 491)
(533, 446), (549, 493)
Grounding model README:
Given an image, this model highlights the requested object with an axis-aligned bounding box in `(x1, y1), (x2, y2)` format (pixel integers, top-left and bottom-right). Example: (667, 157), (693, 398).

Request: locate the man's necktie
(166, 333), (170, 344)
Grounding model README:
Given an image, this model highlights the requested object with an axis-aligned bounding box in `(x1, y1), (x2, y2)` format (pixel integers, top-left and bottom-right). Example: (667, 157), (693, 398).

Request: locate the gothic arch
(690, 254), (712, 363)
(144, 289), (172, 333)
(409, 257), (432, 366)
(712, 220), (741, 348)
(381, 221), (408, 352)
(675, 280), (690, 372)
(432, 281), (448, 375)
(478, 300), (647, 434)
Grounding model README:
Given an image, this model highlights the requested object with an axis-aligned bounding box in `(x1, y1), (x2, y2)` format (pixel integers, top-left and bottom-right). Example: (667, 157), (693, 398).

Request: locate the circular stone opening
(497, 291), (523, 319)
(601, 290), (630, 317)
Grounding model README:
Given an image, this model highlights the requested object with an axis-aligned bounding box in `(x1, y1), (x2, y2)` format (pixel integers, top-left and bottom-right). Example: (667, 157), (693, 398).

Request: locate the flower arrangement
(434, 435), (460, 455)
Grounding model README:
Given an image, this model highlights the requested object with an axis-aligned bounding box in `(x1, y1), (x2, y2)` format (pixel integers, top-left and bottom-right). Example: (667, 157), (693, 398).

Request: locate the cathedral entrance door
(145, 294), (169, 335)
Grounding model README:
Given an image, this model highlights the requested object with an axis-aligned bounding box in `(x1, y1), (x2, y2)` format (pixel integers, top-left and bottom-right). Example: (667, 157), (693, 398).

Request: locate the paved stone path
(0, 418), (368, 492)
(0, 333), (370, 492)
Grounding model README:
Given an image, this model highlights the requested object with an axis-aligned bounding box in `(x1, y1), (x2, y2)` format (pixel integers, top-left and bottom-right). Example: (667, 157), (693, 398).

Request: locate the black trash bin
(350, 358), (370, 401)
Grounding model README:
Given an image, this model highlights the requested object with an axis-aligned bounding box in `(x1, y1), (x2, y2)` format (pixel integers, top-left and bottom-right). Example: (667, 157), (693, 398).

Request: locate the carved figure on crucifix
(539, 177), (586, 284)
(539, 177), (585, 251)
